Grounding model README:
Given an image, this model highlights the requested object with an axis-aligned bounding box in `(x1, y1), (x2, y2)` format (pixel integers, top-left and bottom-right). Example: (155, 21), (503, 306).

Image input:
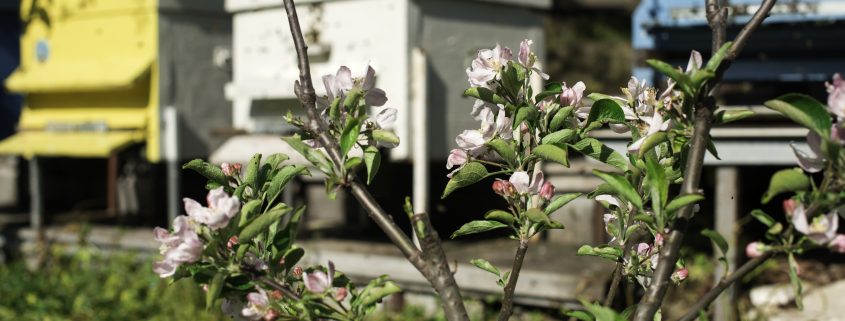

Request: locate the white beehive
(213, 0), (549, 164)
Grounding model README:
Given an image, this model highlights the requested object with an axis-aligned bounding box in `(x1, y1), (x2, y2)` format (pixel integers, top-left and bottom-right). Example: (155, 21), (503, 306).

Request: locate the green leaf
(239, 199), (263, 228)
(665, 194), (705, 214)
(487, 138), (517, 167)
(705, 41), (733, 72)
(265, 153), (290, 169)
(513, 106), (539, 129)
(344, 157), (362, 171)
(542, 129), (576, 146)
(470, 258), (500, 277)
(243, 154), (262, 187)
(182, 159), (228, 186)
(205, 272), (225, 310)
(587, 93), (626, 105)
(549, 106), (574, 131)
(372, 130), (400, 146)
(450, 220), (508, 239)
(343, 88), (363, 111)
(265, 165), (308, 206)
(637, 132), (669, 158)
(340, 117), (362, 157)
(535, 82), (563, 101)
(525, 208), (550, 224)
(484, 209), (515, 225)
(592, 170), (643, 210)
(701, 229), (728, 255)
(532, 144), (570, 167)
(360, 281), (402, 307)
(788, 253), (803, 310)
(581, 300), (626, 321)
(570, 138), (628, 170)
(545, 192), (581, 214)
(283, 247), (305, 272)
(761, 168), (811, 204)
(750, 209), (776, 227)
(714, 109), (755, 124)
(586, 99), (625, 126)
(577, 245), (622, 261)
(239, 205), (292, 241)
(442, 162), (488, 199)
(281, 136), (333, 174)
(364, 146), (381, 185)
(564, 310), (595, 321)
(645, 155), (668, 223)
(464, 87), (507, 105)
(764, 94), (832, 137)
(647, 59), (693, 97)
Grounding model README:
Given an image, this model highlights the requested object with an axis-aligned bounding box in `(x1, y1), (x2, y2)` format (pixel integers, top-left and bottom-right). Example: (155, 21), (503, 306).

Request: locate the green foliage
(570, 138), (628, 170)
(451, 220), (509, 239)
(764, 94), (832, 137)
(761, 168), (811, 204)
(442, 162), (489, 199)
(0, 249), (226, 321)
(532, 144), (570, 167)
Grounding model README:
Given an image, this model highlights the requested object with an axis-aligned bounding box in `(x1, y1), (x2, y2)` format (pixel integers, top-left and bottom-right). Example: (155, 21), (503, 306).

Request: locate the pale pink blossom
(830, 234), (845, 253)
(323, 65), (387, 107)
(183, 187), (240, 230)
(466, 44), (512, 88)
(516, 39), (549, 80)
(671, 268), (689, 283)
(791, 204), (839, 245)
(628, 112), (672, 154)
(335, 287), (349, 301)
(826, 73), (845, 120)
(509, 171), (530, 194)
(241, 289), (271, 320)
(783, 199), (797, 217)
(304, 261), (335, 293)
(539, 181), (555, 200)
(560, 81), (586, 107)
(222, 163), (237, 176)
(746, 242), (765, 258)
(152, 216), (203, 278)
(492, 179), (515, 197)
(790, 131), (825, 173)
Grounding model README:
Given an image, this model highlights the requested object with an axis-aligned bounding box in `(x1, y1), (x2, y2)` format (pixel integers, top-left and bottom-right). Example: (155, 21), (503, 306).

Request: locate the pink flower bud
(492, 179), (515, 197)
(293, 266), (303, 277)
(539, 181), (554, 200)
(783, 199), (797, 217)
(830, 234), (845, 253)
(671, 268), (689, 283)
(227, 236), (238, 251)
(270, 290), (284, 300)
(263, 309), (279, 321)
(745, 242), (765, 258)
(654, 233), (664, 248)
(233, 163), (242, 172)
(221, 163), (234, 176)
(335, 287), (348, 301)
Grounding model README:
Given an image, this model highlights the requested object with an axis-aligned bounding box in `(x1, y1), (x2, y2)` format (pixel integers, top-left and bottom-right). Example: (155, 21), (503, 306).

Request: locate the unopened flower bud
(335, 287), (348, 301)
(830, 234), (845, 253)
(539, 181), (554, 200)
(745, 242), (765, 258)
(654, 233), (664, 248)
(671, 268), (689, 283)
(270, 290), (284, 300)
(227, 236), (238, 250)
(492, 179), (515, 197)
(263, 309), (279, 321)
(221, 163), (234, 176)
(233, 163), (242, 172)
(783, 199), (797, 217)
(202, 284), (209, 292)
(293, 266), (303, 277)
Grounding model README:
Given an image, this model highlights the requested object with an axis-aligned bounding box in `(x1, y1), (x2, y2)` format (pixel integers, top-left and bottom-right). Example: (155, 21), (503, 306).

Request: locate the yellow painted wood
(0, 130), (145, 159)
(3, 0), (162, 161)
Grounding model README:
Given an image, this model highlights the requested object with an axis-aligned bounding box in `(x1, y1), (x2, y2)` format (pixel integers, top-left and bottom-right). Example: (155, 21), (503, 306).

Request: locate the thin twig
(498, 239), (529, 321)
(281, 2), (468, 320)
(677, 252), (775, 321)
(633, 1), (777, 320)
(259, 276), (302, 301)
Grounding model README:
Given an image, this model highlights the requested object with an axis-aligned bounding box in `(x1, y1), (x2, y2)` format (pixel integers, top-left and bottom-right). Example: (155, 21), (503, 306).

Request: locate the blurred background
(0, 0), (844, 320)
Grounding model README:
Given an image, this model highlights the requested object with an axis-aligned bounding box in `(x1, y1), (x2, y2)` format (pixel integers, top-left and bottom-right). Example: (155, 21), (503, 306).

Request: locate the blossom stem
(633, 1), (778, 320)
(676, 251), (775, 321)
(498, 239), (529, 321)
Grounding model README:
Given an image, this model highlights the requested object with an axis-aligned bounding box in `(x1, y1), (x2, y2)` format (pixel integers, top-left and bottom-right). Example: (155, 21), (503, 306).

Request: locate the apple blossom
(539, 181), (555, 200)
(516, 39), (549, 80)
(791, 203), (839, 245)
(746, 242), (765, 258)
(671, 268), (689, 283)
(790, 131), (824, 173)
(466, 43), (512, 88)
(227, 236), (239, 251)
(241, 289), (271, 320)
(183, 187), (240, 230)
(628, 112), (672, 154)
(509, 171), (530, 194)
(335, 287), (349, 301)
(322, 65), (387, 107)
(826, 73), (845, 119)
(560, 81), (586, 107)
(152, 216), (203, 278)
(492, 179), (515, 198)
(304, 261), (335, 293)
(783, 199), (797, 217)
(293, 266), (303, 277)
(830, 234), (845, 253)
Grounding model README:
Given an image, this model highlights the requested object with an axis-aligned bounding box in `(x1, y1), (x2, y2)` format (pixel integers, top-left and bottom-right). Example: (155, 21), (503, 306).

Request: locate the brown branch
(259, 276), (302, 301)
(633, 1), (777, 320)
(498, 239), (529, 321)
(677, 251), (775, 321)
(281, 1), (468, 320)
